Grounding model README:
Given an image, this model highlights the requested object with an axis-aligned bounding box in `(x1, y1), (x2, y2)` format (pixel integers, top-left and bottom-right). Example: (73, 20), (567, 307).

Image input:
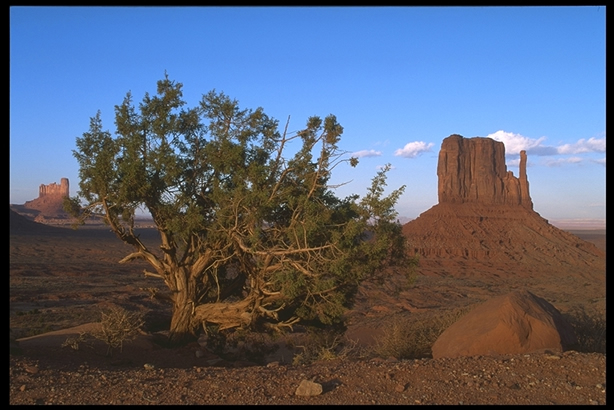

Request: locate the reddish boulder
(431, 290), (576, 359)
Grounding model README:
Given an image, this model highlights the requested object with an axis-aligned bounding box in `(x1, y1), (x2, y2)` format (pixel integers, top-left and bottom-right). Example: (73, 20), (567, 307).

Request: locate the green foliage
(562, 307), (606, 354)
(69, 74), (416, 340)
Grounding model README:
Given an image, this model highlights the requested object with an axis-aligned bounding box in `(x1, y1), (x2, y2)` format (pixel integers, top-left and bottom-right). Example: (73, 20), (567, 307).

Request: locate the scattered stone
(295, 380), (323, 396)
(24, 366), (39, 374)
(143, 363), (155, 370)
(19, 385), (26, 392)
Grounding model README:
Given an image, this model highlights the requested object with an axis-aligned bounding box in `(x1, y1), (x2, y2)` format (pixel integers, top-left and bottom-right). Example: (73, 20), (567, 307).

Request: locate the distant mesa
(402, 135), (605, 273)
(38, 178), (69, 198)
(15, 178), (72, 223)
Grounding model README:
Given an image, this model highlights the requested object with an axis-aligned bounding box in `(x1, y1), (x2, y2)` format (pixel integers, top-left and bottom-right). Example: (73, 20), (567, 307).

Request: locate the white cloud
(394, 141), (434, 158)
(350, 149), (382, 158)
(485, 130), (547, 155)
(590, 157), (606, 166)
(557, 137), (606, 154)
(486, 130), (606, 158)
(507, 158), (520, 167)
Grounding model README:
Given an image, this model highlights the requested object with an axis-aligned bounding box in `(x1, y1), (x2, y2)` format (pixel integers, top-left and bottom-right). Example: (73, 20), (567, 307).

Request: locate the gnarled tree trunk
(166, 268), (200, 346)
(168, 290), (199, 346)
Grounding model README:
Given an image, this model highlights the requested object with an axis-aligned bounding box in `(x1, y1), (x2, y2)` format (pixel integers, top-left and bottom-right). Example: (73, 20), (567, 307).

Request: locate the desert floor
(9, 222), (606, 405)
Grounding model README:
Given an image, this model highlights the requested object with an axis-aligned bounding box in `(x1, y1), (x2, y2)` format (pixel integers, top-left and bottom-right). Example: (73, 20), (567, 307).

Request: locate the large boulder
(431, 290), (577, 359)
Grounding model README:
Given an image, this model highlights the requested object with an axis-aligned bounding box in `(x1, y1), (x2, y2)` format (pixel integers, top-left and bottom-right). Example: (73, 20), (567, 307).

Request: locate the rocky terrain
(10, 135), (606, 405)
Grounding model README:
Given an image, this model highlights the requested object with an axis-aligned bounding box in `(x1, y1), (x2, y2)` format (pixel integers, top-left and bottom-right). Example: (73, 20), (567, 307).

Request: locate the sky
(10, 6), (606, 229)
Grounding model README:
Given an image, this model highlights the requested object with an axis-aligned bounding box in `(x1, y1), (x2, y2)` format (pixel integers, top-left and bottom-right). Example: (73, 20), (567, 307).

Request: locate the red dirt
(9, 209), (606, 405)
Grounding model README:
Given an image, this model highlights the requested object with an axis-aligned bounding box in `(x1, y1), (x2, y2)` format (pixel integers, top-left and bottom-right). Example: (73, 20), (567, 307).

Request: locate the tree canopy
(66, 74), (416, 345)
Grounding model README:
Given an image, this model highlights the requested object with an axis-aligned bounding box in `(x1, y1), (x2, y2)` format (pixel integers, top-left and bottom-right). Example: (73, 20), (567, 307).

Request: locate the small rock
(19, 384), (26, 392)
(295, 380), (323, 396)
(197, 334), (208, 348)
(143, 363), (155, 370)
(395, 383), (408, 392)
(24, 366), (39, 374)
(266, 361), (279, 368)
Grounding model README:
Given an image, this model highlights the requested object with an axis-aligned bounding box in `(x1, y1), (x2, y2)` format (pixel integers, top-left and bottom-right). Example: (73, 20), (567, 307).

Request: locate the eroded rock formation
(22, 178), (71, 221)
(402, 135), (605, 273)
(437, 134), (532, 208)
(39, 178), (69, 198)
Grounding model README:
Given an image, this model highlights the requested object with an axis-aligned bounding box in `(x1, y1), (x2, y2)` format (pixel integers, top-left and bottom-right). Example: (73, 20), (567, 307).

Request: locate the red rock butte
(437, 134), (532, 208)
(22, 178), (71, 220)
(402, 135), (605, 275)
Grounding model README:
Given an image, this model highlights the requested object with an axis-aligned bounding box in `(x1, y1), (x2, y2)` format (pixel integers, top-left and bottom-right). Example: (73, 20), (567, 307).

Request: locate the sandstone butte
(20, 178), (71, 221)
(402, 134), (605, 276)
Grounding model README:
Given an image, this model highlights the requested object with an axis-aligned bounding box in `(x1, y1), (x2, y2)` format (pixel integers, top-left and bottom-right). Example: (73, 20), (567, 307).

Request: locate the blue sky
(10, 6), (605, 228)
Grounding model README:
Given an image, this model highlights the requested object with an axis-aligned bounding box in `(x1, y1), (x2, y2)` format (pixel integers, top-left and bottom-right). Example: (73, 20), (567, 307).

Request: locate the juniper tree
(66, 74), (415, 345)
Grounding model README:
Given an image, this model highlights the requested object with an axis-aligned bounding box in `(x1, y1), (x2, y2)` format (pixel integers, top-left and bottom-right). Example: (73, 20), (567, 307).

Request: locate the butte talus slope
(402, 135), (605, 277)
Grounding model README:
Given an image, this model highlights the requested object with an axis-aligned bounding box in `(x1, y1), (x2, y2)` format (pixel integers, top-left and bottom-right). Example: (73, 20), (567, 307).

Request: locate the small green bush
(563, 307), (606, 354)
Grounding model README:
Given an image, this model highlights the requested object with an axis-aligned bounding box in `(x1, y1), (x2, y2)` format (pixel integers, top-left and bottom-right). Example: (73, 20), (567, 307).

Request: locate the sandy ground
(9, 220), (606, 405)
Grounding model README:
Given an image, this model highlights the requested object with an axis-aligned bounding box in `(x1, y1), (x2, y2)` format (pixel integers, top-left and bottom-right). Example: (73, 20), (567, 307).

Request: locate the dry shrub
(372, 308), (470, 360)
(563, 306), (606, 354)
(292, 329), (364, 366)
(61, 332), (90, 351)
(92, 307), (144, 356)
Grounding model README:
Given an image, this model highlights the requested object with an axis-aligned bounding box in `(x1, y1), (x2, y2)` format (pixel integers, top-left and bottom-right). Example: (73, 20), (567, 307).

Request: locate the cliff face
(39, 178), (69, 198)
(437, 135), (532, 209)
(403, 135), (604, 274)
(23, 178), (71, 220)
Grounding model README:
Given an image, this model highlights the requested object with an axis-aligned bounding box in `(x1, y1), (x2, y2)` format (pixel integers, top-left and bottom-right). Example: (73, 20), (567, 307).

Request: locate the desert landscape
(10, 135), (606, 405)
